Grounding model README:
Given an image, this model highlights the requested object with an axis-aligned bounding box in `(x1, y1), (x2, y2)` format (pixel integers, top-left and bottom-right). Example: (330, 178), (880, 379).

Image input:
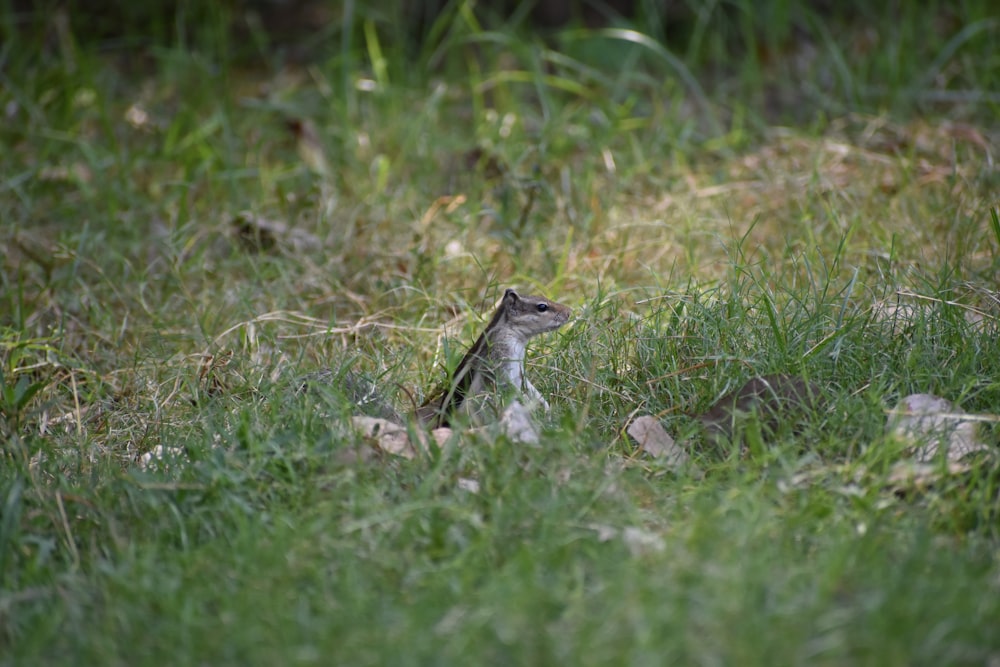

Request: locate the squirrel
(695, 373), (826, 443)
(302, 288), (571, 429)
(415, 288), (571, 427)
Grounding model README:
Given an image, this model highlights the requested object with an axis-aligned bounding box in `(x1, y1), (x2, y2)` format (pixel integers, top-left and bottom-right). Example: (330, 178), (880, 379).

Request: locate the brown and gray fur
(696, 373), (826, 443)
(415, 288), (571, 428)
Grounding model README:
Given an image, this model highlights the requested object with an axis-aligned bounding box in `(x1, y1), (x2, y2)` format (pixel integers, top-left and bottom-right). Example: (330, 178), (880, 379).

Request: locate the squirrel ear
(504, 288), (519, 302)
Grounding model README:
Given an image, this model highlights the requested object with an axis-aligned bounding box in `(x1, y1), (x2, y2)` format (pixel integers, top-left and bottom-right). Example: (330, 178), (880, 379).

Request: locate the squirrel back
(696, 374), (826, 442)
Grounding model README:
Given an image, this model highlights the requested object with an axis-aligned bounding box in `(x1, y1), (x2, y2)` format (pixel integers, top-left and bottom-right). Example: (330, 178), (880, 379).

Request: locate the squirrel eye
(536, 303), (548, 312)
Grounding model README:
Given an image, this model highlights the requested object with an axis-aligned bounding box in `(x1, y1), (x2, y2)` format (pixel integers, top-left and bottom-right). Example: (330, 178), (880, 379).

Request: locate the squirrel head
(499, 288), (571, 338)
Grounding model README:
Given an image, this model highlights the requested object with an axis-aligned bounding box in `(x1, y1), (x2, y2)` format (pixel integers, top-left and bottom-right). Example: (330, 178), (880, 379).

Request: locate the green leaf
(13, 374), (47, 411)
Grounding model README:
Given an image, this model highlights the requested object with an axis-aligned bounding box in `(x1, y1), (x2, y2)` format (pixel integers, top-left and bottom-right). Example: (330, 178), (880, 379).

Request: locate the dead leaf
(430, 427), (453, 447)
(286, 118), (330, 176)
(38, 162), (92, 184)
(887, 460), (976, 494)
(586, 524), (665, 556)
(588, 523), (619, 542)
(870, 299), (928, 332)
(332, 443), (379, 465)
(351, 416), (429, 460)
(456, 477), (480, 493)
(886, 394), (992, 462)
(232, 212), (322, 253)
(197, 351), (233, 396)
(626, 415), (689, 467)
(621, 526), (667, 556)
(138, 445), (187, 471)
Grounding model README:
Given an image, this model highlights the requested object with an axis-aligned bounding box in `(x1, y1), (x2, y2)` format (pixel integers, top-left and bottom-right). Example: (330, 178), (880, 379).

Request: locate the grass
(2, 1), (1000, 664)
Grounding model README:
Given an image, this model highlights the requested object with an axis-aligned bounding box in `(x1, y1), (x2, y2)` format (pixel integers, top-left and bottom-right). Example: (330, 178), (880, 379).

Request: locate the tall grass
(1, 1), (999, 664)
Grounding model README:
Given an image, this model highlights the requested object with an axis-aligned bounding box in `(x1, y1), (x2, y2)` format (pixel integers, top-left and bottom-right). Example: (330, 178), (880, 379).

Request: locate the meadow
(1, 2), (999, 664)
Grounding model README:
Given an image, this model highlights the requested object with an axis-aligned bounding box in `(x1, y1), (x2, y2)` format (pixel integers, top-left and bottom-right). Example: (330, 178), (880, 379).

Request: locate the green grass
(2, 2), (1000, 664)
